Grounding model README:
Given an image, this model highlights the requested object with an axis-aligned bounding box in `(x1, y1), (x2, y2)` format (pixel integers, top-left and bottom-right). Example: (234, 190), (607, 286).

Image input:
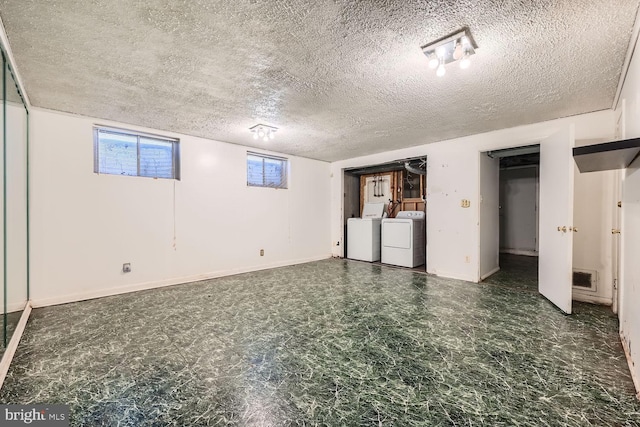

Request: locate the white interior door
(479, 153), (500, 280)
(539, 126), (575, 314)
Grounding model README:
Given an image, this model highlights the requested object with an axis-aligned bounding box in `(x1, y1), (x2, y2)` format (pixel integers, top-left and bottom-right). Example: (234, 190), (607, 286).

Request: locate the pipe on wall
(404, 161), (426, 175)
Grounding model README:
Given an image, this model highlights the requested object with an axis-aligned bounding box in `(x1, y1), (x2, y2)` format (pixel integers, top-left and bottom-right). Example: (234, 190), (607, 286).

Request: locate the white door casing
(612, 101), (625, 314)
(479, 153), (500, 280)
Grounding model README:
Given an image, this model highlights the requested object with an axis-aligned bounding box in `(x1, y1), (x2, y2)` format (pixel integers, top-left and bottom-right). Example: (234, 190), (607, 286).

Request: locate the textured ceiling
(0, 0), (638, 161)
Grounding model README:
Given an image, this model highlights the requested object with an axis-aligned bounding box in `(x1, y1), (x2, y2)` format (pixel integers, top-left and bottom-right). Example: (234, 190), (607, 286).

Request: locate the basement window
(93, 127), (180, 179)
(247, 152), (288, 189)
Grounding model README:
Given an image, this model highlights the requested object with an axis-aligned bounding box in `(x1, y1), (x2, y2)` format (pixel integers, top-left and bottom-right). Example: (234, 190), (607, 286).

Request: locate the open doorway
(480, 145), (540, 291)
(480, 139), (616, 310)
(343, 156), (427, 272)
(480, 128), (575, 314)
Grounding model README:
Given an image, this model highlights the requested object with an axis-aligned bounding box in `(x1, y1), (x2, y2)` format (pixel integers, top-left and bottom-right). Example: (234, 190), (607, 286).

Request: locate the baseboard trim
(427, 269), (477, 283)
(620, 332), (640, 400)
(31, 255), (332, 309)
(0, 301), (32, 390)
(571, 293), (612, 306)
(480, 266), (500, 281)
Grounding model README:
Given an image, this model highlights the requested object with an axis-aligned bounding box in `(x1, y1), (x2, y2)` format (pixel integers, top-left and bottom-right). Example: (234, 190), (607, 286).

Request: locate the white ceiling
(1, 1), (638, 161)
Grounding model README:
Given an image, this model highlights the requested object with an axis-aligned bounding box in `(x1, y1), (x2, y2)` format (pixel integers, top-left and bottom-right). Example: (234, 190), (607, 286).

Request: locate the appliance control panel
(396, 211), (425, 219)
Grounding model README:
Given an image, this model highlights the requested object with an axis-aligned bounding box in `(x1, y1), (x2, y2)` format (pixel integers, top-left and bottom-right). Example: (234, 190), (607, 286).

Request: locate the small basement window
(247, 152), (288, 189)
(93, 127), (180, 179)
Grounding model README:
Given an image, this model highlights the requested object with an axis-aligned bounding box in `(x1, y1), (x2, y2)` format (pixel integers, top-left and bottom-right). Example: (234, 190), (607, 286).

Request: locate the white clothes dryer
(381, 211), (425, 268)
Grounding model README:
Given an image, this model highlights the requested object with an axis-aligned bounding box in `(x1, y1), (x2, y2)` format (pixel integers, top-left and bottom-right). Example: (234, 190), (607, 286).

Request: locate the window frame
(246, 151), (289, 189)
(93, 126), (181, 180)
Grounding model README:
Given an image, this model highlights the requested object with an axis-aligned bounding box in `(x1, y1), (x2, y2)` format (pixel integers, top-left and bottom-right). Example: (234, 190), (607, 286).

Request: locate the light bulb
(252, 132), (258, 140)
(460, 52), (470, 69)
(263, 135), (269, 142)
(436, 46), (446, 59)
(258, 129), (265, 137)
(428, 54), (439, 69)
(269, 132), (275, 140)
(436, 63), (445, 77)
(453, 41), (463, 60)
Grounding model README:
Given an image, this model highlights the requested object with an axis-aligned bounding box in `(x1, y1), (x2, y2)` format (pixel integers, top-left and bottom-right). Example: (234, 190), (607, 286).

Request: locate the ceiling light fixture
(428, 53), (439, 69)
(453, 41), (463, 60)
(421, 27), (478, 77)
(249, 124), (278, 142)
(460, 51), (471, 69)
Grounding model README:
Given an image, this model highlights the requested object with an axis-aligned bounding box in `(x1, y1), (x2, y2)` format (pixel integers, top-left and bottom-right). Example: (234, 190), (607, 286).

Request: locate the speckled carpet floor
(1, 259), (638, 426)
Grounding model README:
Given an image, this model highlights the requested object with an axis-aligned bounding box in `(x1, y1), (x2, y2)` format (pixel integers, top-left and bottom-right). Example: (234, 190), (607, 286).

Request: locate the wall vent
(572, 269), (597, 292)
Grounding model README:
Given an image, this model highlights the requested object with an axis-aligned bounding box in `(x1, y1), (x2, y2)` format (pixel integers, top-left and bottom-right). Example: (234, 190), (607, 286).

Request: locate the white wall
(30, 108), (332, 307)
(621, 156), (640, 395)
(330, 110), (614, 282)
(479, 154), (499, 279)
(618, 18), (640, 394)
(572, 163), (616, 305)
(499, 166), (538, 254)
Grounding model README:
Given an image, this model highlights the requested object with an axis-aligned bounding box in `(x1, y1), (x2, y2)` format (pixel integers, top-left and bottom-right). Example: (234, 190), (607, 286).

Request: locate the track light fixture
(249, 124), (278, 142)
(421, 27), (478, 77)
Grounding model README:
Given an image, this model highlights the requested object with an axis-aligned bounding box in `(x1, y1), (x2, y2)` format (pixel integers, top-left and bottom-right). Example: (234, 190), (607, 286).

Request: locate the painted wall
(479, 154), (499, 279)
(618, 20), (640, 394)
(330, 110), (614, 282)
(499, 166), (538, 254)
(572, 163), (616, 305)
(30, 108), (332, 307)
(621, 156), (640, 394)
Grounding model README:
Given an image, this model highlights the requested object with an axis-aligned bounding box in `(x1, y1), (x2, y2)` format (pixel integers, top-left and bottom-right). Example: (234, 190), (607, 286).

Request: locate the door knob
(557, 226), (567, 232)
(612, 229), (621, 234)
(570, 227), (578, 232)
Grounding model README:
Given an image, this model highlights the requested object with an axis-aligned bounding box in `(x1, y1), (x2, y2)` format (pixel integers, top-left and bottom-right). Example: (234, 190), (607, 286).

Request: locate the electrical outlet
(461, 199), (471, 208)
(123, 263), (131, 273)
(260, 249), (264, 256)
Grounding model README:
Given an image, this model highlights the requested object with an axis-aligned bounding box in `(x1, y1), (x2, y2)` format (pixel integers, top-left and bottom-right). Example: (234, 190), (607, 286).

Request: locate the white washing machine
(381, 211), (425, 268)
(347, 203), (385, 262)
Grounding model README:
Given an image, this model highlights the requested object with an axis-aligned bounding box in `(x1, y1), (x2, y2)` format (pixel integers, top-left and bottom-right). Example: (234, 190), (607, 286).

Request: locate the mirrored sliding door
(1, 49), (29, 355)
